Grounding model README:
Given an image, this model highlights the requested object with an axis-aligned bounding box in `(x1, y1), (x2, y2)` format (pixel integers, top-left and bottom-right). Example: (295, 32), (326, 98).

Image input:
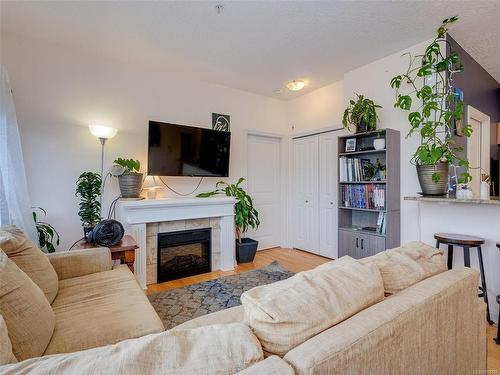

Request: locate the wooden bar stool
(434, 233), (493, 324)
(495, 242), (500, 345)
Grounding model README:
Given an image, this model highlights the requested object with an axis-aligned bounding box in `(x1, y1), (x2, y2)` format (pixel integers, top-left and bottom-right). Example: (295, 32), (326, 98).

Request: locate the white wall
(286, 80), (344, 134)
(1, 33), (288, 249)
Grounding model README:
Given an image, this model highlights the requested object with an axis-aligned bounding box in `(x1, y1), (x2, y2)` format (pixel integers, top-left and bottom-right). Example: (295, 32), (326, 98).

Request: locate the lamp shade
(89, 125), (118, 139)
(143, 175), (161, 189)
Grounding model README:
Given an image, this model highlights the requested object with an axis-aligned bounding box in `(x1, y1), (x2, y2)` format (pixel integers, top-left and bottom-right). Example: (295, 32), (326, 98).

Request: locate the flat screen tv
(148, 121), (231, 177)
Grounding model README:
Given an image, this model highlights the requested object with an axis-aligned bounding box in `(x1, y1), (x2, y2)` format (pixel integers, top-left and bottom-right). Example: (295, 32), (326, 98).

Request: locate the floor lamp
(89, 125), (118, 212)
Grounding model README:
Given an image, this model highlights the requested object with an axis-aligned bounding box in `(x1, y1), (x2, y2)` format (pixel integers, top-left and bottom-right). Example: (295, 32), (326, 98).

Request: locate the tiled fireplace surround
(116, 197), (236, 289)
(145, 218), (221, 285)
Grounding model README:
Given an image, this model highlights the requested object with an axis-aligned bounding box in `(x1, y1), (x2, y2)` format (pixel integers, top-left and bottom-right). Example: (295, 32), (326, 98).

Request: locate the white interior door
(246, 134), (281, 250)
(467, 106), (490, 196)
(292, 135), (319, 253)
(318, 132), (338, 259)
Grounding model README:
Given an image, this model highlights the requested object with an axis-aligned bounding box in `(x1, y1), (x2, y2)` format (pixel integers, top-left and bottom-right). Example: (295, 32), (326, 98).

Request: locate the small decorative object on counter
(480, 173), (491, 200)
(456, 184), (473, 200)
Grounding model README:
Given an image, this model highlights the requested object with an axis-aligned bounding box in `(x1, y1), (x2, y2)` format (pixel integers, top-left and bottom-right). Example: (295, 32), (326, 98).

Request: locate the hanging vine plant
(390, 16), (473, 195)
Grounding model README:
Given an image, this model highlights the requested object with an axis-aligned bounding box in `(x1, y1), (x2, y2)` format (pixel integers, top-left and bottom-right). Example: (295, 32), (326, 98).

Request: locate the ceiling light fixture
(286, 80), (305, 91)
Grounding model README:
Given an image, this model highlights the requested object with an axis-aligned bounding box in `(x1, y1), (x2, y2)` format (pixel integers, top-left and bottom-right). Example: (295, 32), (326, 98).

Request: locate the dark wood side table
(74, 235), (138, 273)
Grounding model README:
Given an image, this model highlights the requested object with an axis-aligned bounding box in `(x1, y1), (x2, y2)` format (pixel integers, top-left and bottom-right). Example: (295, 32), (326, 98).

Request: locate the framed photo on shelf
(345, 138), (357, 152)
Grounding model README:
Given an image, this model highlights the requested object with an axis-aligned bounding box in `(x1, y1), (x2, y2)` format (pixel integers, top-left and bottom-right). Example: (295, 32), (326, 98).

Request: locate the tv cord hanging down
(158, 176), (204, 196)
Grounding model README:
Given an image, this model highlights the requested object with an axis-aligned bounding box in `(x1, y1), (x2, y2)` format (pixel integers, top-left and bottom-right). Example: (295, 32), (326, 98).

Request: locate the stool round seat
(433, 233), (485, 246)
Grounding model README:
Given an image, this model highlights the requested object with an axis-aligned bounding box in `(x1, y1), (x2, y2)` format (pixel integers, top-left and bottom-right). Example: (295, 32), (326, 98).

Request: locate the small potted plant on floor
(343, 94), (382, 133)
(390, 16), (472, 195)
(197, 177), (260, 263)
(75, 172), (102, 242)
(113, 158), (143, 198)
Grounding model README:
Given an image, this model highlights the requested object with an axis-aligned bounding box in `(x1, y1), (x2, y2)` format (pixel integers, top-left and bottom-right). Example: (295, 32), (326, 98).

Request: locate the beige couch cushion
(0, 226), (59, 303)
(2, 323), (263, 375)
(0, 250), (55, 361)
(284, 267), (485, 375)
(0, 315), (17, 365)
(47, 247), (112, 280)
(241, 256), (384, 356)
(362, 241), (447, 294)
(44, 265), (164, 355)
(236, 356), (294, 375)
(173, 305), (244, 330)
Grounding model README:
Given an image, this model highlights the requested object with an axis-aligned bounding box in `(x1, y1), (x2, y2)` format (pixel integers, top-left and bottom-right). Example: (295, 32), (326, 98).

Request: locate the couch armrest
(47, 248), (113, 280)
(236, 356), (294, 375)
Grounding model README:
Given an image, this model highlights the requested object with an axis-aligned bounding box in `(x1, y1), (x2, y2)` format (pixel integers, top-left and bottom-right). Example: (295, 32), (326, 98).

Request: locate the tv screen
(148, 121), (231, 177)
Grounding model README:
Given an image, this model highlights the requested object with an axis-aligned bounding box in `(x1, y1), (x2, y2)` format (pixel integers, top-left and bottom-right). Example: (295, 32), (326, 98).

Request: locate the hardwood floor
(146, 247), (500, 371)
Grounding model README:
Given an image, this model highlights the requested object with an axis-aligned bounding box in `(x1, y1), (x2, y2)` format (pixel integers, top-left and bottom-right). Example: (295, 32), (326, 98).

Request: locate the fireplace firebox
(157, 228), (211, 282)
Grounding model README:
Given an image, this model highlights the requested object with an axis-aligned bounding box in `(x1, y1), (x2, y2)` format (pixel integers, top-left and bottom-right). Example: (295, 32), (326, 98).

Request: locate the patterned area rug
(148, 261), (294, 330)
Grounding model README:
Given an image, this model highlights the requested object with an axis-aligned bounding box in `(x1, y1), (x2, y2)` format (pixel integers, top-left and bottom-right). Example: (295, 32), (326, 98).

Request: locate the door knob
(305, 200), (309, 203)
(330, 202), (333, 205)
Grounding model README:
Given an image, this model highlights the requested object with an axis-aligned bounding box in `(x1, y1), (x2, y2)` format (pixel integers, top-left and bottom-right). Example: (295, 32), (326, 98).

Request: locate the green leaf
(397, 95), (412, 110)
(417, 64), (432, 77)
(390, 75), (402, 89)
(408, 112), (421, 128)
(461, 124), (473, 137)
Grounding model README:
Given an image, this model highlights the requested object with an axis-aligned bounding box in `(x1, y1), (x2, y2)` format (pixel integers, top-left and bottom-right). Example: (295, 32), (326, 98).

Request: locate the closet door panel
(319, 132), (338, 259)
(292, 136), (319, 253)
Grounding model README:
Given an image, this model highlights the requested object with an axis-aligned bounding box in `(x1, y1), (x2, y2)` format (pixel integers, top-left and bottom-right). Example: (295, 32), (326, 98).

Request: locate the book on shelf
(339, 156), (376, 182)
(340, 183), (386, 210)
(376, 212), (387, 235)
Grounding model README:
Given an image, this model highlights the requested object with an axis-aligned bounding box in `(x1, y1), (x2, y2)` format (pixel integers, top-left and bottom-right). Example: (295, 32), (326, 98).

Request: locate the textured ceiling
(1, 1), (499, 100)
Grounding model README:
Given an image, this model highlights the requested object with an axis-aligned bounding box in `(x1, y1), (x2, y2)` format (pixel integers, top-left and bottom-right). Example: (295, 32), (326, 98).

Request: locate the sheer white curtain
(0, 65), (37, 241)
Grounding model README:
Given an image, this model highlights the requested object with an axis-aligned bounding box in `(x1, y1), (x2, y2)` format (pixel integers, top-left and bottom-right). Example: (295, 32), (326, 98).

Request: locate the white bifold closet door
(292, 135), (319, 253)
(292, 131), (338, 259)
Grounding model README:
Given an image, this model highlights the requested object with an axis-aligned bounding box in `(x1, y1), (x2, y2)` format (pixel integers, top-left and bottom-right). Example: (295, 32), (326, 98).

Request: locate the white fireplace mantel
(116, 197), (236, 289)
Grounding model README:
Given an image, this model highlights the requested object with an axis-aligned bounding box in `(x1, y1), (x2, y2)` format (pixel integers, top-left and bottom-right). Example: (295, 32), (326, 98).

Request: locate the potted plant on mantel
(113, 158), (143, 198)
(75, 172), (102, 242)
(342, 93), (382, 133)
(197, 178), (260, 263)
(390, 16), (472, 195)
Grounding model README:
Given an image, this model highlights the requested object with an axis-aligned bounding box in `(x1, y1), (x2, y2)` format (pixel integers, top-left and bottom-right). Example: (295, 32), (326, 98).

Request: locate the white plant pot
(373, 138), (385, 150)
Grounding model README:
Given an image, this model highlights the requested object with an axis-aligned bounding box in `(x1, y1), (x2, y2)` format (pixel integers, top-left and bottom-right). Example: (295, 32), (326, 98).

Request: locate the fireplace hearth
(157, 228), (211, 282)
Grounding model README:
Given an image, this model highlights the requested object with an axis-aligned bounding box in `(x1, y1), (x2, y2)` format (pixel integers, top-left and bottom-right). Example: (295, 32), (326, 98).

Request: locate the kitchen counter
(404, 196), (500, 205)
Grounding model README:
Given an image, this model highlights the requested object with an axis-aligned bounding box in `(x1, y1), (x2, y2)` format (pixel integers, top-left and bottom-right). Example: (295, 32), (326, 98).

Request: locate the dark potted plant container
(236, 238), (259, 263)
(197, 177), (260, 264)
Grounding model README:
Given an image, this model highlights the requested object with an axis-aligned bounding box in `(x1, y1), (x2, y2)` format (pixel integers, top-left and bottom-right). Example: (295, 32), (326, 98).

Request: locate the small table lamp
(143, 175), (162, 199)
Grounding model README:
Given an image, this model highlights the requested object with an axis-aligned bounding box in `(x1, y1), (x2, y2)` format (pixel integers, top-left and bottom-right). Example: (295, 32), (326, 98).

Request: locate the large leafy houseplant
(197, 177), (260, 242)
(113, 157), (143, 198)
(390, 16), (472, 194)
(76, 172), (102, 241)
(342, 94), (382, 133)
(32, 207), (60, 253)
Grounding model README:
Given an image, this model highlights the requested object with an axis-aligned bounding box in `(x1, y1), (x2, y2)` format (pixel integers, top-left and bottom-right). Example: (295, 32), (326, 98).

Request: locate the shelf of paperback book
(339, 206), (386, 213)
(339, 181), (386, 184)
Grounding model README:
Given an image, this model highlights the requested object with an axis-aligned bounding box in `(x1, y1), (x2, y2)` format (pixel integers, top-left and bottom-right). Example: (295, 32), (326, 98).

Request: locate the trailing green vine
(390, 16), (472, 183)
